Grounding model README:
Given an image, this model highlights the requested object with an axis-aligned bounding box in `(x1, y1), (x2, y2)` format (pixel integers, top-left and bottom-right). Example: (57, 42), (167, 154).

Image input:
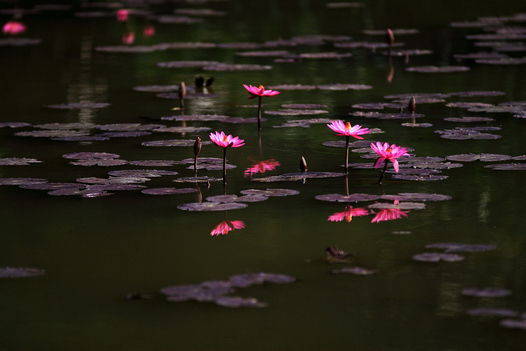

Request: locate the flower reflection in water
(371, 201), (409, 223)
(122, 30), (135, 45)
(210, 220), (245, 236)
(3, 21), (25, 35)
(328, 206), (369, 222)
(244, 158), (280, 178)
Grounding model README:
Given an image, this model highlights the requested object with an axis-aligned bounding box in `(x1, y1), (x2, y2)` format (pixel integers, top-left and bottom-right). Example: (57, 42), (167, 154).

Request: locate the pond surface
(2, 0), (526, 350)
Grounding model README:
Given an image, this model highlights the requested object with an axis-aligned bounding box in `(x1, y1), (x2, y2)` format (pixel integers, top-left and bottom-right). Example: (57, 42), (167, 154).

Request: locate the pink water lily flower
(117, 9), (129, 21)
(210, 220), (245, 236)
(209, 131), (245, 148)
(243, 84), (280, 99)
(3, 21), (26, 35)
(327, 120), (369, 139)
(328, 206), (369, 222)
(371, 141), (409, 173)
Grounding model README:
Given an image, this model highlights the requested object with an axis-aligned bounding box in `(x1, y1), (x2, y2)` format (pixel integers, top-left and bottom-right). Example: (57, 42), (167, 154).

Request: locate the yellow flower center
(345, 122), (352, 131)
(345, 214), (353, 222)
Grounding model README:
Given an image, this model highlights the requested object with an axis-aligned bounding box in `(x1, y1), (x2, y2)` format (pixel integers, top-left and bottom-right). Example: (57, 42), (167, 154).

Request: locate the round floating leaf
(206, 194), (239, 203)
(235, 195), (269, 202)
(406, 66), (470, 73)
(99, 131), (151, 138)
(425, 243), (496, 253)
(462, 287), (511, 298)
(352, 102), (403, 110)
(70, 159), (129, 167)
(446, 153), (511, 162)
(161, 114), (228, 122)
(500, 319), (526, 330)
(203, 63), (272, 71)
(237, 50), (289, 57)
(0, 157), (42, 166)
(34, 122), (97, 130)
(172, 176), (222, 183)
(267, 84), (317, 90)
(108, 169), (178, 177)
(380, 193), (452, 202)
(178, 202), (247, 211)
(157, 60), (221, 68)
(450, 91), (506, 97)
(16, 130), (90, 138)
(369, 202), (425, 210)
(299, 52), (352, 59)
(392, 231), (412, 235)
(129, 160), (177, 167)
(0, 122), (32, 128)
(0, 38), (41, 46)
(133, 85), (180, 92)
(331, 267), (377, 275)
(385, 93), (451, 100)
(282, 104), (328, 109)
(253, 172), (346, 182)
(240, 188), (300, 197)
(0, 178), (47, 185)
(484, 163), (526, 170)
(46, 102), (110, 109)
(467, 308), (519, 317)
(229, 272), (295, 288)
(152, 126), (210, 134)
(401, 122), (433, 128)
(444, 106), (495, 111)
(215, 296), (267, 308)
(391, 174), (449, 181)
(317, 83), (373, 90)
(141, 187), (197, 195)
(265, 109), (329, 116)
(315, 193), (381, 203)
(0, 267), (45, 278)
(412, 252), (465, 262)
(19, 182), (84, 190)
(142, 139), (211, 147)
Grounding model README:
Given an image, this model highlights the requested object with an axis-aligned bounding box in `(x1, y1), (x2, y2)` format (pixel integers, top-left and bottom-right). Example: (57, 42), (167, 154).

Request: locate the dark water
(2, 1), (526, 350)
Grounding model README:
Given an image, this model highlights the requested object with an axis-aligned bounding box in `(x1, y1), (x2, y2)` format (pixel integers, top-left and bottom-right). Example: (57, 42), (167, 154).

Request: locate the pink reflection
(143, 24), (155, 38)
(3, 21), (25, 35)
(117, 9), (129, 21)
(210, 220), (245, 236)
(244, 159), (280, 177)
(122, 30), (135, 44)
(371, 201), (409, 223)
(328, 206), (369, 222)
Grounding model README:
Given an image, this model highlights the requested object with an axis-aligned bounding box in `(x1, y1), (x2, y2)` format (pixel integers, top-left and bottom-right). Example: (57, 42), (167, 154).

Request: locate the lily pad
(129, 160), (177, 167)
(369, 202), (425, 210)
(500, 319), (526, 330)
(446, 153), (511, 162)
(252, 171), (346, 182)
(133, 85), (181, 92)
(317, 83), (373, 90)
(172, 176), (222, 183)
(315, 193), (381, 203)
(331, 267), (377, 275)
(462, 287), (512, 298)
(443, 116), (495, 122)
(264, 109), (329, 116)
(157, 60), (221, 68)
(108, 169), (178, 177)
(467, 308), (519, 317)
(70, 159), (129, 167)
(63, 152), (120, 160)
(178, 202), (247, 211)
(46, 102), (110, 109)
(203, 63), (272, 71)
(215, 296), (267, 308)
(0, 178), (47, 185)
(229, 272), (295, 287)
(267, 84), (317, 90)
(425, 243), (496, 253)
(391, 174), (449, 181)
(0, 122), (32, 128)
(141, 187), (197, 195)
(240, 188), (300, 197)
(412, 252), (465, 262)
(0, 157), (42, 165)
(142, 139), (210, 147)
(161, 114), (228, 122)
(406, 66), (470, 73)
(0, 267), (45, 278)
(237, 50), (290, 57)
(380, 193), (452, 202)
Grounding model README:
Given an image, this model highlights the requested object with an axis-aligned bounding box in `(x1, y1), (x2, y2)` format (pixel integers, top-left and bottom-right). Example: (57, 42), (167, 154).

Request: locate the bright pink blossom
(244, 159), (280, 177)
(122, 30), (134, 44)
(117, 9), (128, 21)
(3, 21), (25, 35)
(327, 120), (370, 139)
(370, 141), (409, 173)
(328, 206), (369, 222)
(143, 24), (155, 38)
(210, 220), (245, 236)
(209, 131), (245, 148)
(243, 84), (280, 99)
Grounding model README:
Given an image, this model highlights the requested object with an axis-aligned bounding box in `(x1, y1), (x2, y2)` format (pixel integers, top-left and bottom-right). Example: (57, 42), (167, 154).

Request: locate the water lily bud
(206, 77), (215, 87)
(194, 137), (201, 156)
(300, 156), (307, 172)
(195, 76), (204, 88)
(408, 96), (416, 114)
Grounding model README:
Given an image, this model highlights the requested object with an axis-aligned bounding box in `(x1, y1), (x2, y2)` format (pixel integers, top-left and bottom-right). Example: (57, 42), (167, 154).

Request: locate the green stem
(223, 147), (227, 185)
(378, 159), (388, 184)
(257, 96), (262, 130)
(344, 135), (349, 173)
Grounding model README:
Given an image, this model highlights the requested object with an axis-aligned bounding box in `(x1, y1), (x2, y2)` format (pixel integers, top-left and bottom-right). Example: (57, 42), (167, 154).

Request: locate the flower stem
(223, 147), (227, 185)
(193, 155), (197, 174)
(344, 135), (350, 173)
(257, 96), (262, 130)
(378, 159), (388, 184)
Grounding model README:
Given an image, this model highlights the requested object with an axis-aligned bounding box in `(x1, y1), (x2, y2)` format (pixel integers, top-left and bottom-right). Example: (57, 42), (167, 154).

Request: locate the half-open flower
(327, 120), (369, 139)
(371, 141), (409, 173)
(3, 21), (25, 35)
(209, 131), (245, 148)
(243, 84), (280, 99)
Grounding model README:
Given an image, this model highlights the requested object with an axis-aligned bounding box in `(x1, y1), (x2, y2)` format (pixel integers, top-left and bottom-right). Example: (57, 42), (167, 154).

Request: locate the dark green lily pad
(240, 188), (300, 197)
(70, 159), (129, 167)
(34, 122), (97, 130)
(412, 252), (465, 262)
(161, 114), (228, 122)
(282, 104), (328, 109)
(172, 176), (222, 183)
(141, 187), (197, 195)
(152, 126), (211, 134)
(406, 66), (470, 73)
(0, 267), (45, 278)
(380, 193), (452, 202)
(99, 131), (151, 138)
(203, 63), (272, 71)
(133, 85), (180, 92)
(252, 171), (346, 182)
(401, 122), (433, 128)
(19, 182), (84, 190)
(326, 2), (366, 8)
(229, 272), (295, 287)
(0, 38), (42, 46)
(157, 60), (221, 68)
(15, 130), (89, 138)
(425, 243), (496, 253)
(129, 160), (177, 167)
(446, 153), (511, 162)
(206, 194), (239, 203)
(267, 84), (317, 90)
(46, 102), (110, 109)
(0, 178), (47, 185)
(237, 50), (289, 57)
(215, 296), (267, 308)
(0, 122), (32, 128)
(317, 83), (373, 90)
(108, 169), (178, 177)
(500, 319), (526, 330)
(385, 93), (451, 100)
(385, 49), (432, 56)
(462, 287), (511, 298)
(178, 202), (247, 211)
(235, 195), (269, 202)
(331, 267), (377, 275)
(142, 139), (210, 147)
(352, 102), (403, 110)
(63, 152), (120, 160)
(450, 91), (506, 97)
(299, 52), (352, 59)
(95, 45), (158, 53)
(97, 124), (164, 131)
(315, 193), (381, 203)
(265, 109), (329, 116)
(444, 116), (495, 122)
(0, 157), (42, 166)
(349, 111), (425, 119)
(391, 174), (449, 181)
(468, 308), (519, 317)
(369, 202), (425, 210)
